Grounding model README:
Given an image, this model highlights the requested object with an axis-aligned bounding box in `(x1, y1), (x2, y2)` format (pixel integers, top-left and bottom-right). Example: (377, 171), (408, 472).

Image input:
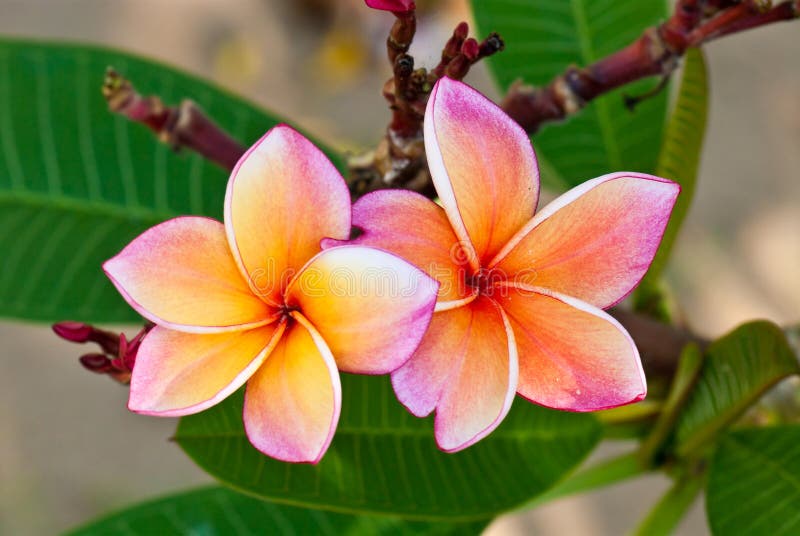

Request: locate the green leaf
(175, 375), (601, 521)
(0, 39), (342, 323)
(707, 426), (800, 536)
(635, 47), (709, 315)
(674, 321), (799, 458)
(528, 451), (646, 508)
(67, 485), (489, 535)
(472, 0), (669, 189)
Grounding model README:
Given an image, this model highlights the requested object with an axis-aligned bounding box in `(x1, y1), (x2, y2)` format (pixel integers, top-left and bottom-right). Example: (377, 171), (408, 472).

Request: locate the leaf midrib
(0, 189), (179, 223)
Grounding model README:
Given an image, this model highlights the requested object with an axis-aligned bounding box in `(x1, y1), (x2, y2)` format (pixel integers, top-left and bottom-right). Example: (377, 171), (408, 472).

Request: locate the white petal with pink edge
(103, 216), (277, 333)
(424, 77), (539, 268)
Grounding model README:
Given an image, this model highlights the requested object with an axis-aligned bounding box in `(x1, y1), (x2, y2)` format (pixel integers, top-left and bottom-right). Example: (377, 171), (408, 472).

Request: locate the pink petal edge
(128, 322), (287, 417)
(424, 77), (539, 266)
(243, 313), (342, 464)
(499, 282), (647, 411)
(364, 0), (415, 13)
(223, 124), (351, 305)
(489, 172), (680, 309)
(434, 299), (519, 452)
(103, 216), (278, 334)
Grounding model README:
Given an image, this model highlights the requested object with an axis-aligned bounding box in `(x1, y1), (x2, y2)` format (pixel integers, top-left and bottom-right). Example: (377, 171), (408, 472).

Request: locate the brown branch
(102, 68), (246, 171)
(706, 0), (798, 37)
(504, 0), (799, 134)
(351, 1), (797, 194)
(348, 9), (504, 196)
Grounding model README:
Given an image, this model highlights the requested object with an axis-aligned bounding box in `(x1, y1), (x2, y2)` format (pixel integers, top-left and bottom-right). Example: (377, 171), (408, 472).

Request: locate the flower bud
(79, 353), (113, 374)
(365, 0), (415, 13)
(461, 38), (480, 61)
(52, 321), (93, 343)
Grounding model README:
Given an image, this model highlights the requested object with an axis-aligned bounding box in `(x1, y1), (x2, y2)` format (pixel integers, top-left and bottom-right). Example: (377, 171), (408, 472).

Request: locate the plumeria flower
(335, 78), (680, 452)
(104, 125), (439, 463)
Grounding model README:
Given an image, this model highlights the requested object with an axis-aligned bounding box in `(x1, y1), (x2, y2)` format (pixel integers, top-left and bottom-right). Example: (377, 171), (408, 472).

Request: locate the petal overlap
(391, 296), (518, 450)
(128, 323), (285, 417)
(104, 217), (276, 332)
(491, 173), (680, 308)
(286, 246), (439, 374)
(243, 314), (341, 463)
(347, 79), (675, 452)
(391, 305), (474, 418)
(497, 284), (646, 411)
(225, 125), (351, 305)
(425, 77), (539, 266)
(346, 189), (471, 304)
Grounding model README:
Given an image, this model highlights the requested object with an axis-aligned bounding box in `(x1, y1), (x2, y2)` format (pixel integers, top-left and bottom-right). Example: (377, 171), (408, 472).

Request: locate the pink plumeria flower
(104, 125), (439, 463)
(365, 0), (415, 13)
(336, 78), (680, 452)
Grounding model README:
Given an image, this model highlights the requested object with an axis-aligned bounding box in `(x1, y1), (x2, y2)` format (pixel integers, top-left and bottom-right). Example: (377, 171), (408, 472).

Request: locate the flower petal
(225, 125), (351, 305)
(497, 283), (646, 411)
(490, 173), (680, 309)
(425, 77), (539, 267)
(286, 245), (439, 374)
(434, 297), (518, 452)
(104, 217), (277, 333)
(128, 322), (285, 417)
(337, 189), (471, 305)
(364, 0), (415, 12)
(392, 297), (518, 451)
(243, 313), (341, 463)
(390, 305), (469, 418)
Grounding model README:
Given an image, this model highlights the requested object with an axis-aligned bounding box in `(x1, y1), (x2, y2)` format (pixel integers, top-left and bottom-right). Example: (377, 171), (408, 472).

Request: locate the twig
(705, 0), (799, 38)
(504, 0), (799, 133)
(348, 7), (504, 196)
(102, 67), (246, 171)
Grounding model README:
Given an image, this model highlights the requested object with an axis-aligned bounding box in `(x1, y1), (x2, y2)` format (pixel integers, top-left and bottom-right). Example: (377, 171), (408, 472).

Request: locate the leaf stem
(632, 472), (705, 536)
(638, 343), (705, 467)
(526, 451), (648, 508)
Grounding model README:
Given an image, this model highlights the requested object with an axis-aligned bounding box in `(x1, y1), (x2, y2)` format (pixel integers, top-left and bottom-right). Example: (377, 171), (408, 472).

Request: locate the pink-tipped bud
(461, 38), (480, 61)
(454, 21), (469, 40)
(80, 353), (113, 374)
(365, 0), (415, 13)
(53, 321), (93, 343)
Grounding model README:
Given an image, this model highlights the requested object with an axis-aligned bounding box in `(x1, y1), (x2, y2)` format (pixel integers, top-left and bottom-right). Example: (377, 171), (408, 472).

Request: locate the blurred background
(0, 0), (797, 534)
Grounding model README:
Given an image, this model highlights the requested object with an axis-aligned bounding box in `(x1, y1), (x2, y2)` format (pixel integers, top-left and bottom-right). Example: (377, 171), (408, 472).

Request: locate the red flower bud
(461, 38), (480, 61)
(454, 21), (469, 40)
(365, 0), (415, 14)
(79, 353), (113, 373)
(52, 321), (93, 343)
